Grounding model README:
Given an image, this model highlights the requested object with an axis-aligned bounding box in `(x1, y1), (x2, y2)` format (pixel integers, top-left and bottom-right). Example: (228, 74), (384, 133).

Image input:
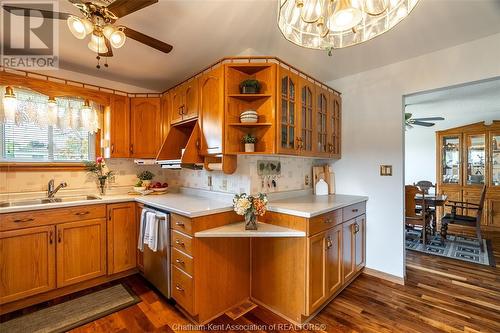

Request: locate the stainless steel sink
(0, 195), (101, 208)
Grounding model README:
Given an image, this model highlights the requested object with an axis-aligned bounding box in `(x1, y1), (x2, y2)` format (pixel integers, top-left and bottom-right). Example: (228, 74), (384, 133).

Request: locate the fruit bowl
(133, 186), (146, 192)
(152, 187), (168, 192)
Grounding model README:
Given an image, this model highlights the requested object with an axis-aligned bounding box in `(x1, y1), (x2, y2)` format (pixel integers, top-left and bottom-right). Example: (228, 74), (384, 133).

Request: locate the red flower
(96, 156), (104, 164)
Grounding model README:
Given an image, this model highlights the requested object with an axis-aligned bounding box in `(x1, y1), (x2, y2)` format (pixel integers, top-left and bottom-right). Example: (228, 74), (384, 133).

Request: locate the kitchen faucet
(47, 179), (68, 198)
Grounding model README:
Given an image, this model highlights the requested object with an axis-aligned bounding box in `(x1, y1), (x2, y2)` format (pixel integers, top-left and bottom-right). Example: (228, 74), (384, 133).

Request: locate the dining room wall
(328, 32), (500, 278)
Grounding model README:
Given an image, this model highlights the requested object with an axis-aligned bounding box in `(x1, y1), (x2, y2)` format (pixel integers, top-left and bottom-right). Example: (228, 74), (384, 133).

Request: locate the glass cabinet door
(441, 136), (461, 184)
(465, 134), (486, 186)
(317, 92), (328, 155)
(491, 132), (500, 187)
(279, 73), (296, 153)
(300, 84), (313, 153)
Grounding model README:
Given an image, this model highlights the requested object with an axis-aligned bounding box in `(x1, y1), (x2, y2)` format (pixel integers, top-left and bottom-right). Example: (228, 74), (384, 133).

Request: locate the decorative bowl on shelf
(240, 110), (258, 123)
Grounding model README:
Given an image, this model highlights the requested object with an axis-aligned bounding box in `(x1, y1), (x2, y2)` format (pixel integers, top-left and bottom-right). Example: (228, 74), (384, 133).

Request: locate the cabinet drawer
(309, 209), (342, 235)
(343, 202), (366, 222)
(172, 247), (194, 276)
(171, 230), (193, 256)
(171, 213), (193, 235)
(171, 265), (194, 315)
(0, 204), (107, 231)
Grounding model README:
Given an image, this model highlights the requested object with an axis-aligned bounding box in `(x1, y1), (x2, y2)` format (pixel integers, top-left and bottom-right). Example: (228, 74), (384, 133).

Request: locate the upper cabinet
(199, 66), (224, 155)
(171, 78), (199, 125)
(329, 93), (341, 158)
(109, 95), (130, 158)
(277, 68), (299, 155)
(299, 77), (316, 157)
(130, 97), (162, 158)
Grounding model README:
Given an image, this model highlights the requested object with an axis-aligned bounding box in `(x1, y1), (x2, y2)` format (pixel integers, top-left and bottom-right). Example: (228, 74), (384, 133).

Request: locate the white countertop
(268, 194), (368, 218)
(195, 222), (306, 238)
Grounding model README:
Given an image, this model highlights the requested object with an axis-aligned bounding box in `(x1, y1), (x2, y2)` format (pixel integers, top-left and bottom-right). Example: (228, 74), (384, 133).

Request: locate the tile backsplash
(1, 156), (326, 195)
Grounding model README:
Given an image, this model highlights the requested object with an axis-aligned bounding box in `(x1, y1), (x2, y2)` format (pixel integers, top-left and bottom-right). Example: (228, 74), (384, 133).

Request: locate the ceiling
(404, 77), (500, 131)
(3, 0), (500, 92)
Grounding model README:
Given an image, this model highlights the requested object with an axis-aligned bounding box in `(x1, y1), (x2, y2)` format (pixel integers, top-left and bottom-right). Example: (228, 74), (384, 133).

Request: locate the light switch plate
(380, 165), (393, 176)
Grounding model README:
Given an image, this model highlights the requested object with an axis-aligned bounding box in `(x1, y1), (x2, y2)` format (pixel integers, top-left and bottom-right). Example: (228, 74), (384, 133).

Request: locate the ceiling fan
(2, 0), (173, 69)
(405, 112), (445, 130)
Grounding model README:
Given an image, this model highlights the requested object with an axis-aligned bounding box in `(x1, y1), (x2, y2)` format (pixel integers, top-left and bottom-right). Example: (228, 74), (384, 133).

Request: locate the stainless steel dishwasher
(141, 206), (171, 298)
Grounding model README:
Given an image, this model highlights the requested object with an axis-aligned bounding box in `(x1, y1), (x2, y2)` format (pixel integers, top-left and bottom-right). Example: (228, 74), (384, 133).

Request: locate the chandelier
(277, 0), (419, 51)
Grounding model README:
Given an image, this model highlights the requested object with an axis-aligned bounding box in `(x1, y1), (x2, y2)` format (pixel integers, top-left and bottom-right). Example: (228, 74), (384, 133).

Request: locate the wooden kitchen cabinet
(107, 203), (137, 274)
(315, 86), (330, 158)
(328, 92), (341, 158)
(277, 67), (299, 155)
(160, 92), (171, 143)
(343, 215), (366, 282)
(354, 215), (366, 272)
(0, 226), (56, 304)
(109, 95), (130, 158)
(56, 219), (107, 287)
(199, 66), (224, 155)
(307, 230), (327, 313)
(171, 78), (199, 125)
(326, 224), (343, 295)
(298, 77), (315, 156)
(130, 97), (162, 158)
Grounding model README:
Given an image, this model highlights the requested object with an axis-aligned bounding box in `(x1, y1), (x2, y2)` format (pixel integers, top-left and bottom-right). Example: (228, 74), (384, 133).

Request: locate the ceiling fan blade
(411, 121), (435, 127)
(2, 5), (71, 20)
(107, 0), (158, 18)
(123, 27), (173, 53)
(99, 37), (114, 57)
(412, 117), (445, 121)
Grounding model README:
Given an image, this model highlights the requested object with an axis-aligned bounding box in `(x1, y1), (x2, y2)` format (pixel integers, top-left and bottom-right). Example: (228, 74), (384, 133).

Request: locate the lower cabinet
(56, 219), (107, 287)
(0, 226), (56, 304)
(107, 203), (137, 274)
(343, 215), (366, 282)
(307, 231), (327, 313)
(326, 224), (343, 295)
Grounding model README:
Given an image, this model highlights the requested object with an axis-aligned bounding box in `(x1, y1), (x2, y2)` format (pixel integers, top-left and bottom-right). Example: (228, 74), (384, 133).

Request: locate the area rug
(406, 230), (495, 267)
(0, 284), (140, 333)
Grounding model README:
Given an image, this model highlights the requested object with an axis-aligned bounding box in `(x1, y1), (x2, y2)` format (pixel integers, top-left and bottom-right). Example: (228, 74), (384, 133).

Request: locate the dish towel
(138, 209), (160, 252)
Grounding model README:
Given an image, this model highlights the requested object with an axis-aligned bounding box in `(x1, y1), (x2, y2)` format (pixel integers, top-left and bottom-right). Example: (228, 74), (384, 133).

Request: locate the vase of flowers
(233, 193), (268, 230)
(85, 157), (114, 195)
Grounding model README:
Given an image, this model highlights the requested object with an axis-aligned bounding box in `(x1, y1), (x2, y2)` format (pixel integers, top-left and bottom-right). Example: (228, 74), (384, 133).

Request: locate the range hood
(156, 120), (204, 169)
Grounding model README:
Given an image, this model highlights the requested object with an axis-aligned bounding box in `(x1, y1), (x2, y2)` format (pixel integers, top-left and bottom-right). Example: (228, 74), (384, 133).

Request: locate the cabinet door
(107, 203), (137, 274)
(171, 86), (184, 125)
(490, 131), (500, 187)
(299, 78), (315, 156)
(439, 187), (462, 215)
(464, 132), (486, 188)
(199, 67), (224, 155)
(354, 215), (366, 272)
(183, 78), (199, 121)
(439, 135), (462, 185)
(307, 230), (327, 313)
(488, 197), (500, 228)
(160, 92), (170, 143)
(328, 93), (341, 158)
(110, 95), (130, 158)
(0, 226), (56, 304)
(342, 219), (356, 282)
(130, 97), (161, 158)
(315, 87), (329, 157)
(325, 225), (343, 296)
(56, 219), (107, 287)
(277, 68), (299, 155)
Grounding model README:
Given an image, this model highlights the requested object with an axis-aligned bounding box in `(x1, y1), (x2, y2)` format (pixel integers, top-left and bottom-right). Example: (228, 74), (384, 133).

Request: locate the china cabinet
(436, 121), (500, 230)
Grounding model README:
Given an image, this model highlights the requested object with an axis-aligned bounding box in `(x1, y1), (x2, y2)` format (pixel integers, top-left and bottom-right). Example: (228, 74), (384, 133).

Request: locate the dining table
(415, 194), (448, 234)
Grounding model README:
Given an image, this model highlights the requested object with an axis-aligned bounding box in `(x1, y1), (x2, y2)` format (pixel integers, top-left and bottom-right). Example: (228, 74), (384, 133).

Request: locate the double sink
(0, 195), (101, 208)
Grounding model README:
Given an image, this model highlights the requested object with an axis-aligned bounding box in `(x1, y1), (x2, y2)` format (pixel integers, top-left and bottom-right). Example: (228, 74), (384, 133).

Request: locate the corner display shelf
(224, 63), (276, 155)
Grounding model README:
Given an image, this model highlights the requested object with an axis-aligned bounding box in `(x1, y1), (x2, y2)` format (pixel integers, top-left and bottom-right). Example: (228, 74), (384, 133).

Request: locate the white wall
(329, 33), (500, 278)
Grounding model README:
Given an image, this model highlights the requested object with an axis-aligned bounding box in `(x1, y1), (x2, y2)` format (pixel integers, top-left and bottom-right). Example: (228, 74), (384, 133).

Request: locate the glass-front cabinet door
(299, 78), (314, 156)
(328, 93), (341, 158)
(465, 133), (486, 186)
(490, 131), (500, 187)
(278, 68), (298, 155)
(316, 89), (328, 157)
(441, 135), (461, 185)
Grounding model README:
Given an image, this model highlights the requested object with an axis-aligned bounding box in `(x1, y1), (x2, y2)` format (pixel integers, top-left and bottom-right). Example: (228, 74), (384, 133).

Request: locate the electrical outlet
(207, 175), (212, 187)
(305, 175), (310, 186)
(222, 179), (228, 191)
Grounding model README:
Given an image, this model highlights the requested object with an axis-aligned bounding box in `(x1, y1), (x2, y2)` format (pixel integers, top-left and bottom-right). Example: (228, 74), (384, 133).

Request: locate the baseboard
(362, 267), (405, 285)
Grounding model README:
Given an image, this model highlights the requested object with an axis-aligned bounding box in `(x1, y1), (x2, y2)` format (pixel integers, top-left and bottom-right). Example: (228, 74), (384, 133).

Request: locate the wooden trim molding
(362, 267), (405, 285)
(0, 162), (88, 172)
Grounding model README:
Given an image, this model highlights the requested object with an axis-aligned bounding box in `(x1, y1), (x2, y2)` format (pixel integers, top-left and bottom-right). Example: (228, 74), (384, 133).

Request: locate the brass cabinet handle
(49, 231), (54, 244)
(352, 208), (359, 213)
(326, 236), (333, 249)
(13, 218), (34, 223)
(353, 223), (360, 234)
(175, 258), (184, 264)
(111, 144), (114, 153)
(130, 144), (134, 154)
(175, 284), (184, 291)
(58, 230), (62, 243)
(75, 211), (90, 216)
(295, 137), (301, 150)
(175, 239), (185, 246)
(175, 222), (185, 227)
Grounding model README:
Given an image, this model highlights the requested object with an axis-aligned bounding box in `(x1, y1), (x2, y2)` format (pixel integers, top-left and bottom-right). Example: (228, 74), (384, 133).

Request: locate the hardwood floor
(3, 232), (499, 332)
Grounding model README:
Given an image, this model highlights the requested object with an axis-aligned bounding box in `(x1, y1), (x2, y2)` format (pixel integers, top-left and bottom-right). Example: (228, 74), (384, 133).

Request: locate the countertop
(195, 222), (306, 238)
(0, 190), (367, 219)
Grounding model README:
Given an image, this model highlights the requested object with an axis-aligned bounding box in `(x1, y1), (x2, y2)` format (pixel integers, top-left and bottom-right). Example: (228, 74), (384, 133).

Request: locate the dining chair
(440, 185), (486, 251)
(405, 185), (432, 245)
(414, 180), (436, 195)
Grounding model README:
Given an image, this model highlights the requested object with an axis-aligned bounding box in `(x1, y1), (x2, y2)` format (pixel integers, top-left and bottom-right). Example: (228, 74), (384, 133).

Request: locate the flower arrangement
(233, 193), (268, 230)
(84, 157), (114, 195)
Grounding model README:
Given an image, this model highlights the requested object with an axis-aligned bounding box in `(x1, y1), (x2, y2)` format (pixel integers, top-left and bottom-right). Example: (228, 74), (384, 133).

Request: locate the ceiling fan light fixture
(109, 28), (126, 49)
(88, 33), (109, 53)
(2, 86), (17, 122)
(47, 97), (58, 126)
(67, 15), (93, 39)
(102, 24), (116, 40)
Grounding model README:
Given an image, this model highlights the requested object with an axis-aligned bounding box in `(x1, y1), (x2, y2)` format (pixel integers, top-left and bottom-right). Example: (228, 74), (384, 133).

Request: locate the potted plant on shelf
(242, 134), (257, 152)
(137, 171), (155, 188)
(85, 157), (114, 195)
(233, 193), (268, 230)
(239, 79), (261, 94)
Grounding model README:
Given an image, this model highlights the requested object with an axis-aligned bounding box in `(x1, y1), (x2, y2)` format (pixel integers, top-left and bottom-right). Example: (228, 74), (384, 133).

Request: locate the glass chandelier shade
(88, 33), (109, 53)
(278, 0), (420, 50)
(103, 25), (126, 49)
(67, 15), (93, 40)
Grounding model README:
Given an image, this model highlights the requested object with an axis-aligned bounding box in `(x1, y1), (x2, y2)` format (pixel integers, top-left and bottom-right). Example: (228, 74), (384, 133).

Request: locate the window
(0, 88), (96, 163)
